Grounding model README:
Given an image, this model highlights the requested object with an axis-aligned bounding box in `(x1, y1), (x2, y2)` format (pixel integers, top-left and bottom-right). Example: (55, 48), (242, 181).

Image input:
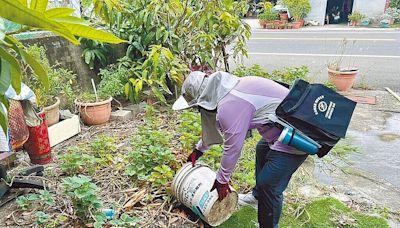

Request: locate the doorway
(325, 0), (354, 24)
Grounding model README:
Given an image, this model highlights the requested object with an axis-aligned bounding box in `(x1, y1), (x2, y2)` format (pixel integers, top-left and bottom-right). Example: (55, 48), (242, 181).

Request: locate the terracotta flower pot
(259, 20), (268, 28)
(292, 21), (302, 29)
(279, 12), (289, 21)
(43, 97), (60, 127)
(327, 68), (359, 91)
(75, 97), (113, 125)
(299, 19), (305, 27)
(351, 20), (358, 26)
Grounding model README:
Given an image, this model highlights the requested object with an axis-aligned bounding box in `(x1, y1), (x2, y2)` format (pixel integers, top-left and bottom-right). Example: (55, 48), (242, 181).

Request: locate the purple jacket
(196, 76), (305, 184)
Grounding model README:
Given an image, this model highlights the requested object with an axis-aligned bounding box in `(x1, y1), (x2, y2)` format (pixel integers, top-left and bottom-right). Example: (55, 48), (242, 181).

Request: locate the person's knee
(256, 175), (274, 191)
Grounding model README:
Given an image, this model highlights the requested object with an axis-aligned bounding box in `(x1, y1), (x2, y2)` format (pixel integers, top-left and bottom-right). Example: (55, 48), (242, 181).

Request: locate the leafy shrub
(90, 135), (118, 163)
(348, 11), (366, 22)
(177, 111), (202, 153)
(62, 175), (103, 223)
(109, 214), (139, 227)
(125, 126), (174, 180)
(16, 190), (55, 211)
(98, 64), (130, 98)
(59, 147), (99, 175)
(233, 64), (310, 85)
(24, 45), (77, 109)
(149, 165), (175, 188)
(80, 38), (112, 70)
(390, 0), (400, 9)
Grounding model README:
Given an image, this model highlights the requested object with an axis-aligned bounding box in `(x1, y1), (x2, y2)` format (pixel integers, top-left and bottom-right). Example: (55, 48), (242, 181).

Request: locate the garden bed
(1, 107), (201, 227)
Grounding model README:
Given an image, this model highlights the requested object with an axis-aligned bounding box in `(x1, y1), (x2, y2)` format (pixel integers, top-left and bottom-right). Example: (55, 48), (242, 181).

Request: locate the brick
(111, 110), (133, 121)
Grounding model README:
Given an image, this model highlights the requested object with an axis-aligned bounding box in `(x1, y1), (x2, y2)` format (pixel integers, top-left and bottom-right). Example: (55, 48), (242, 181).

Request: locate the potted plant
(258, 12), (280, 28)
(75, 92), (113, 126)
(327, 40), (359, 91)
(348, 11), (366, 26)
(283, 0), (311, 27)
(23, 45), (77, 126)
(257, 2), (279, 28)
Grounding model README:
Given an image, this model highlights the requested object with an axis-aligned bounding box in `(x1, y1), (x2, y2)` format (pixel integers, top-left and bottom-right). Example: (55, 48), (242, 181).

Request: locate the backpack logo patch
(313, 95), (336, 119)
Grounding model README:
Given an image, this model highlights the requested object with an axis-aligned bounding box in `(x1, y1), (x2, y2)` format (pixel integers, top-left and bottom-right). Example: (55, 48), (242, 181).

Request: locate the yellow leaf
(63, 23), (126, 44)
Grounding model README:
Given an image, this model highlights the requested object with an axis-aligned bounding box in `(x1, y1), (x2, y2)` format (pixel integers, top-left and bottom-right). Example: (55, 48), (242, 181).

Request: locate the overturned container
(171, 163), (238, 226)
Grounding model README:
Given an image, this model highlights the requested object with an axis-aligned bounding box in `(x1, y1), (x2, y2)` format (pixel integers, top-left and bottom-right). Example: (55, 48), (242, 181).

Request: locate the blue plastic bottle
(278, 127), (319, 155)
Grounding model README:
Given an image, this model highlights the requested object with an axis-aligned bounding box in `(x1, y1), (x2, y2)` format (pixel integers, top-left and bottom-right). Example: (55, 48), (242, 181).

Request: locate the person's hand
(187, 148), (203, 167)
(210, 179), (232, 201)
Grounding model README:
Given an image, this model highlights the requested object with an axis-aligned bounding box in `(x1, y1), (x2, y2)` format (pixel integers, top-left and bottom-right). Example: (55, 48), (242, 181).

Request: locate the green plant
(233, 64), (269, 77)
(109, 213), (139, 227)
(324, 80), (337, 91)
(77, 91), (109, 103)
(35, 211), (50, 225)
(149, 164), (175, 188)
(233, 64), (310, 85)
(258, 12), (280, 21)
(257, 1), (279, 21)
(348, 11), (366, 22)
(80, 38), (113, 70)
(90, 135), (118, 162)
(177, 111), (202, 153)
(86, 0), (250, 104)
(62, 175), (103, 223)
(23, 45), (77, 109)
(124, 126), (174, 180)
(0, 0), (125, 134)
(391, 0), (400, 9)
(283, 0), (311, 21)
(125, 45), (187, 103)
(98, 64), (129, 98)
(16, 190), (55, 211)
(59, 147), (99, 175)
(199, 145), (223, 171)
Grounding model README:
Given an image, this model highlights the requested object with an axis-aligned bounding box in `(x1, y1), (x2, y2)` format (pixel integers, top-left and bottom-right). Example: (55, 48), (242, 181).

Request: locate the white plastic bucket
(171, 163), (238, 226)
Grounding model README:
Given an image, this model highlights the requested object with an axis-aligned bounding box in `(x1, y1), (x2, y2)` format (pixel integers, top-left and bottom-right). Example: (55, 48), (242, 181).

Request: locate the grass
(219, 198), (388, 228)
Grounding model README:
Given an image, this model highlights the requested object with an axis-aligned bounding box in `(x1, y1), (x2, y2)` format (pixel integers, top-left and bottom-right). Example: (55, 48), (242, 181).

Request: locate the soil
(0, 109), (197, 227)
(207, 191), (238, 226)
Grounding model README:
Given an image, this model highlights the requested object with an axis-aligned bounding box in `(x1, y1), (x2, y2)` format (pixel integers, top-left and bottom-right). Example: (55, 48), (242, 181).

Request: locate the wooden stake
(385, 87), (400, 102)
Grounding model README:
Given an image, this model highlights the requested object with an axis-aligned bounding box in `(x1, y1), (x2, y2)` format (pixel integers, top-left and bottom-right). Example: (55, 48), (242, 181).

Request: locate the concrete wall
(306, 0), (387, 25)
(352, 0), (387, 18)
(21, 35), (126, 91)
(306, 0), (328, 25)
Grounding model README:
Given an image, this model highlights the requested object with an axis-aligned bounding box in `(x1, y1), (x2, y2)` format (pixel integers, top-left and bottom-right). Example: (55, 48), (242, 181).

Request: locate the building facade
(306, 0), (389, 25)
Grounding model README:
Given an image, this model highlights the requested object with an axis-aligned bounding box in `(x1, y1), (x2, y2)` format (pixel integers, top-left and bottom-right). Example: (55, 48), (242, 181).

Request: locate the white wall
(305, 0), (328, 25)
(352, 0), (386, 17)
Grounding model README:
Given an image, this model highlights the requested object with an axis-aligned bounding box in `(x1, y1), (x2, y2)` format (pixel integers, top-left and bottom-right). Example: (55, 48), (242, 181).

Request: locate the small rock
(124, 102), (146, 116)
(60, 109), (73, 119)
(111, 110), (133, 121)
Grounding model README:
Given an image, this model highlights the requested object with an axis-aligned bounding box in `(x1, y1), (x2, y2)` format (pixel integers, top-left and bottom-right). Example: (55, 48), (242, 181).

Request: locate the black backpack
(275, 79), (357, 157)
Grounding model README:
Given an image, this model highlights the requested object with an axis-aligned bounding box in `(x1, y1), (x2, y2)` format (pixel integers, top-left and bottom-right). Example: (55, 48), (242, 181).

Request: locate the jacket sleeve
(216, 101), (254, 184)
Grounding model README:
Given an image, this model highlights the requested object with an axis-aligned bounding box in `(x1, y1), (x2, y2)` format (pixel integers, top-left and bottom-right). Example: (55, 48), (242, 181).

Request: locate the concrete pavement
(236, 19), (400, 91)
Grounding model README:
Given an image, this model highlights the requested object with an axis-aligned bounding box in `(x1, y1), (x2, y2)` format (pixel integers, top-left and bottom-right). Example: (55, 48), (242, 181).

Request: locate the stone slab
(48, 115), (81, 147)
(111, 110), (133, 121)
